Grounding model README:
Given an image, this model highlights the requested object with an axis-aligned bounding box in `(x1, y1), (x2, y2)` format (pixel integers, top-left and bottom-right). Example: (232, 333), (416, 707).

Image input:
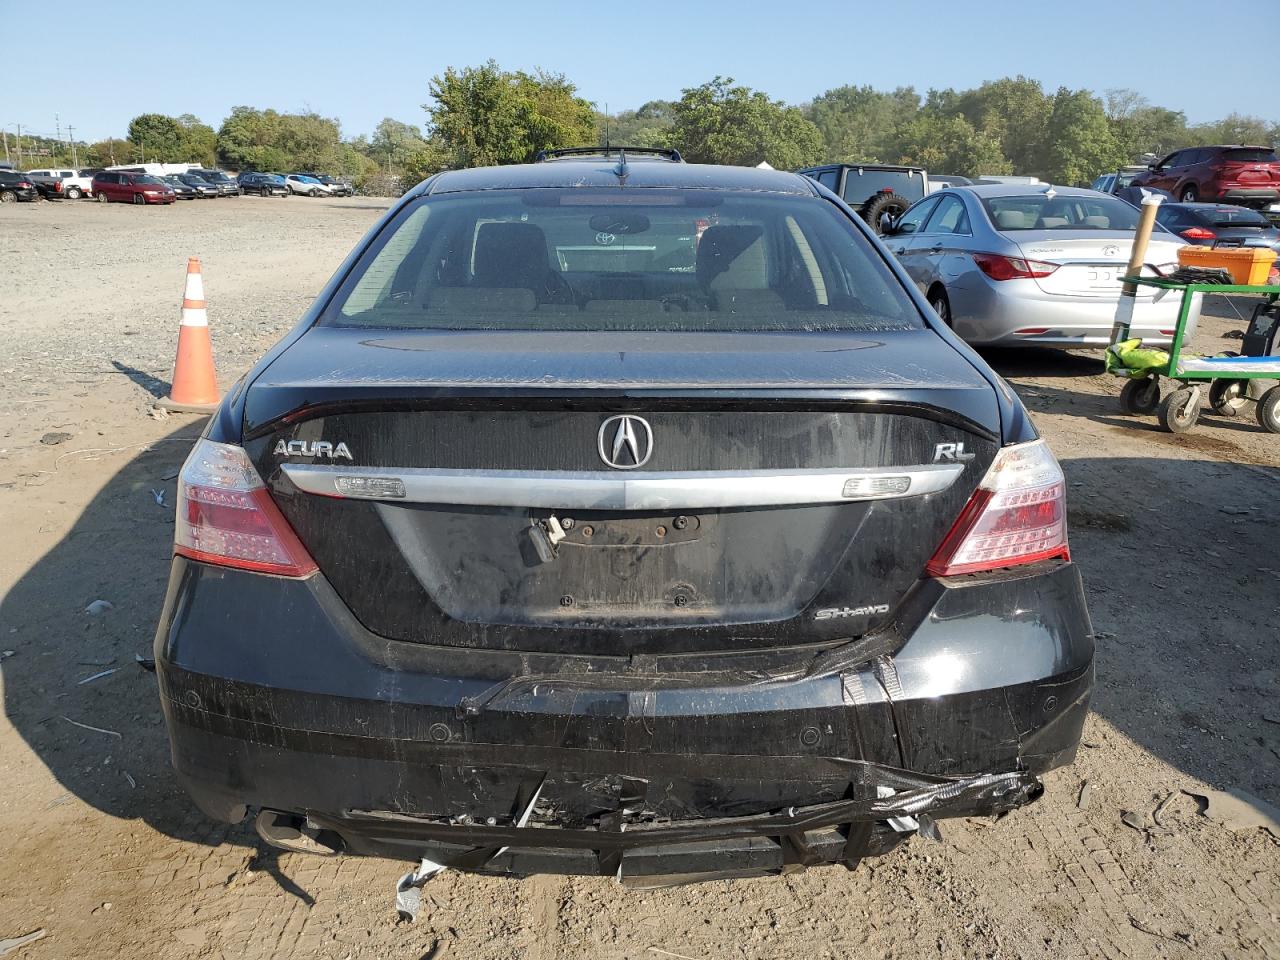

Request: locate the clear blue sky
(5, 0), (1271, 144)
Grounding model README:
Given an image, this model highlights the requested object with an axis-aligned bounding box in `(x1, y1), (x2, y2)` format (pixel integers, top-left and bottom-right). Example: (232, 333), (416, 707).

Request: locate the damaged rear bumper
(155, 558), (1093, 881)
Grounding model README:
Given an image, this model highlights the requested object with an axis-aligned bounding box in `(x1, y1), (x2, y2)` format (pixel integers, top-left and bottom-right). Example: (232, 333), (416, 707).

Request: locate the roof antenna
(604, 102), (610, 153)
(614, 148), (628, 183)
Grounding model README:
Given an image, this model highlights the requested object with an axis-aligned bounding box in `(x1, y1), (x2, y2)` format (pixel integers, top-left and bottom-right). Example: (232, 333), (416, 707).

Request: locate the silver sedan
(883, 185), (1195, 347)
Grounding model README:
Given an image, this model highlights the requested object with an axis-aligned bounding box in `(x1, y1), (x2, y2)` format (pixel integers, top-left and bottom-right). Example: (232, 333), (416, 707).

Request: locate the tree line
(15, 64), (1277, 192)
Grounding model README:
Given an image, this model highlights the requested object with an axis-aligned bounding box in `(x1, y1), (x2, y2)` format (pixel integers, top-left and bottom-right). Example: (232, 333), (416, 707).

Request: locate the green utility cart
(1108, 275), (1280, 434)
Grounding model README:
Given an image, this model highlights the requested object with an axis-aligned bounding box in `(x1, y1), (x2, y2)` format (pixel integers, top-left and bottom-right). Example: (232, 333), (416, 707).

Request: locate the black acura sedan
(155, 149), (1094, 885)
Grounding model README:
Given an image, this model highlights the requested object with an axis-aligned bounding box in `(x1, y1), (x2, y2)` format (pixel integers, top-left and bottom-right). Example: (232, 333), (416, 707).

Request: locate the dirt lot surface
(1, 197), (1277, 960)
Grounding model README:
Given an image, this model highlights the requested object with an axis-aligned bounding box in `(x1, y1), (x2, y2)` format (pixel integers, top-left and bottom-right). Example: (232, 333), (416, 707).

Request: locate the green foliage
(945, 76), (1051, 174)
(895, 114), (1011, 177)
(216, 107), (352, 173)
(125, 113), (216, 164)
(83, 138), (138, 167)
(3, 131), (80, 168)
(127, 113), (184, 159)
(807, 85), (919, 163)
(597, 100), (676, 149)
(1104, 89), (1190, 161)
(1188, 113), (1280, 149)
(177, 115), (218, 166)
(1040, 87), (1127, 184)
(61, 70), (1279, 195)
(399, 139), (454, 185)
(217, 107), (290, 170)
(369, 118), (427, 166)
(425, 61), (596, 166)
(672, 77), (823, 168)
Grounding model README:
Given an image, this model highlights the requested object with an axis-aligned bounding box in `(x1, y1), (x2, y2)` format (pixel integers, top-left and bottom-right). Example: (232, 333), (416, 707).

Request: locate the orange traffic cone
(157, 258), (220, 413)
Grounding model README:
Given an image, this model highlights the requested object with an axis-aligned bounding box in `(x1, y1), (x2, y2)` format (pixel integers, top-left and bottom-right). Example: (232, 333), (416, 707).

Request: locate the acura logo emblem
(598, 415), (653, 469)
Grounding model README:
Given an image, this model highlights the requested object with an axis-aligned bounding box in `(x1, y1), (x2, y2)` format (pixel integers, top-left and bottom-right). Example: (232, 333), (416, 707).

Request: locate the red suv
(1132, 145), (1280, 208)
(91, 171), (177, 205)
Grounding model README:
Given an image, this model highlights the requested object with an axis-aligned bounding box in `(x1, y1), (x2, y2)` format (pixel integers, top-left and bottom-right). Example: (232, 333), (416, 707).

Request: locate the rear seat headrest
(696, 225), (766, 290)
(994, 210), (1026, 230)
(472, 222), (553, 289)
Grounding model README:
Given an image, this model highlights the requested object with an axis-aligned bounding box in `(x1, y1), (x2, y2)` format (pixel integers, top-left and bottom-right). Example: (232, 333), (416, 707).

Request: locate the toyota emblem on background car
(598, 415), (653, 469)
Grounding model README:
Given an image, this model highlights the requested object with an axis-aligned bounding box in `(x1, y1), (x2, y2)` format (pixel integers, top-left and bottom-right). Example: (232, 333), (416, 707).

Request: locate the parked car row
(2, 165), (354, 205)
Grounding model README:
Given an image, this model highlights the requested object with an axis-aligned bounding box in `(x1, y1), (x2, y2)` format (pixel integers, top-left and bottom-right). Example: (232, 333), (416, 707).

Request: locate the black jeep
(798, 163), (930, 234)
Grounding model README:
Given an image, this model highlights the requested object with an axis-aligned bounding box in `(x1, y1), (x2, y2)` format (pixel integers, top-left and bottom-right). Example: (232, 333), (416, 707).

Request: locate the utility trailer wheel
(1120, 377), (1161, 415)
(1256, 386), (1280, 433)
(1159, 386), (1201, 434)
(1209, 379), (1248, 417)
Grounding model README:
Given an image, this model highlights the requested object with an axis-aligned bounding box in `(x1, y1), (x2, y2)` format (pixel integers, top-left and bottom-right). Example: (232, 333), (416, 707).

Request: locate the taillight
(972, 253), (1060, 281)
(174, 438), (317, 577)
(1181, 227), (1215, 241)
(926, 439), (1069, 577)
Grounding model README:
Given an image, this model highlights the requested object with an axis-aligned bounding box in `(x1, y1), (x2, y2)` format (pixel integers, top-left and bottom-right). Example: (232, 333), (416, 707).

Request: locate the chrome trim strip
(280, 463), (966, 510)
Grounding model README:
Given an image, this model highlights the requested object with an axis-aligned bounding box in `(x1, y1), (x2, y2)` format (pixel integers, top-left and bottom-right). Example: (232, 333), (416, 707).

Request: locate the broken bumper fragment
(156, 558), (1093, 882)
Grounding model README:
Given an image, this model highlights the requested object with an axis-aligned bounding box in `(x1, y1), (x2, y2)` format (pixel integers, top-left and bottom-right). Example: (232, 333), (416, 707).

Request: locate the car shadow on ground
(976, 346), (1104, 379)
(2, 426), (1276, 884)
(1003, 376), (1280, 457)
(0, 421), (319, 902)
(1058, 454), (1280, 806)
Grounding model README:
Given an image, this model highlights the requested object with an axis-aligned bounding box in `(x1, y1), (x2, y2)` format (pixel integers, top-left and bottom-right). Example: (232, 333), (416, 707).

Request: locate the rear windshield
(982, 193), (1141, 231)
(840, 169), (926, 204)
(321, 188), (922, 333)
(1202, 206), (1269, 226)
(1222, 148), (1277, 163)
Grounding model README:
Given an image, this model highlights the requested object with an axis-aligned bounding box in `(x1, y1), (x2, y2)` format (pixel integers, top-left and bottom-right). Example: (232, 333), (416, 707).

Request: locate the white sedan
(284, 174), (332, 197)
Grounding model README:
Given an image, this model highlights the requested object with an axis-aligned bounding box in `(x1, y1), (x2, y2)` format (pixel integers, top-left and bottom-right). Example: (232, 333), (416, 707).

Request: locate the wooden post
(1110, 193), (1164, 345)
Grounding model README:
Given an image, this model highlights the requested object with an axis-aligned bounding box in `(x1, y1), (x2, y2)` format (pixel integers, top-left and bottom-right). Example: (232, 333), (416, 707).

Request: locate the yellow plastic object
(1106, 339), (1170, 377)
(1177, 245), (1277, 285)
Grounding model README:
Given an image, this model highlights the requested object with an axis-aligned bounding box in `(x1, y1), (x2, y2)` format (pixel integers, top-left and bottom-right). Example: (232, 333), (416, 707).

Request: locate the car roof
(950, 184), (1107, 199)
(798, 162), (923, 173)
(424, 160), (817, 197)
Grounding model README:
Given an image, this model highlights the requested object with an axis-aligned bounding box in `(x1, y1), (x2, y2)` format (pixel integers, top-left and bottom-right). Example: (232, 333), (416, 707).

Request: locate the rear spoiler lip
(241, 392), (1000, 445)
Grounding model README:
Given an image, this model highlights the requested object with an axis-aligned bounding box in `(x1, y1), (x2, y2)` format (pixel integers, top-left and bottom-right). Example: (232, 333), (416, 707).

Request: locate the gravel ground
(0, 197), (1276, 960)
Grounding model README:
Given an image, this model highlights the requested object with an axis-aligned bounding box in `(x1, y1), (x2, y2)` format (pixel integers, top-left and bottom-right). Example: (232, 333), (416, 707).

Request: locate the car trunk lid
(245, 327), (1000, 655)
(1219, 153), (1280, 185)
(1012, 232), (1181, 299)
